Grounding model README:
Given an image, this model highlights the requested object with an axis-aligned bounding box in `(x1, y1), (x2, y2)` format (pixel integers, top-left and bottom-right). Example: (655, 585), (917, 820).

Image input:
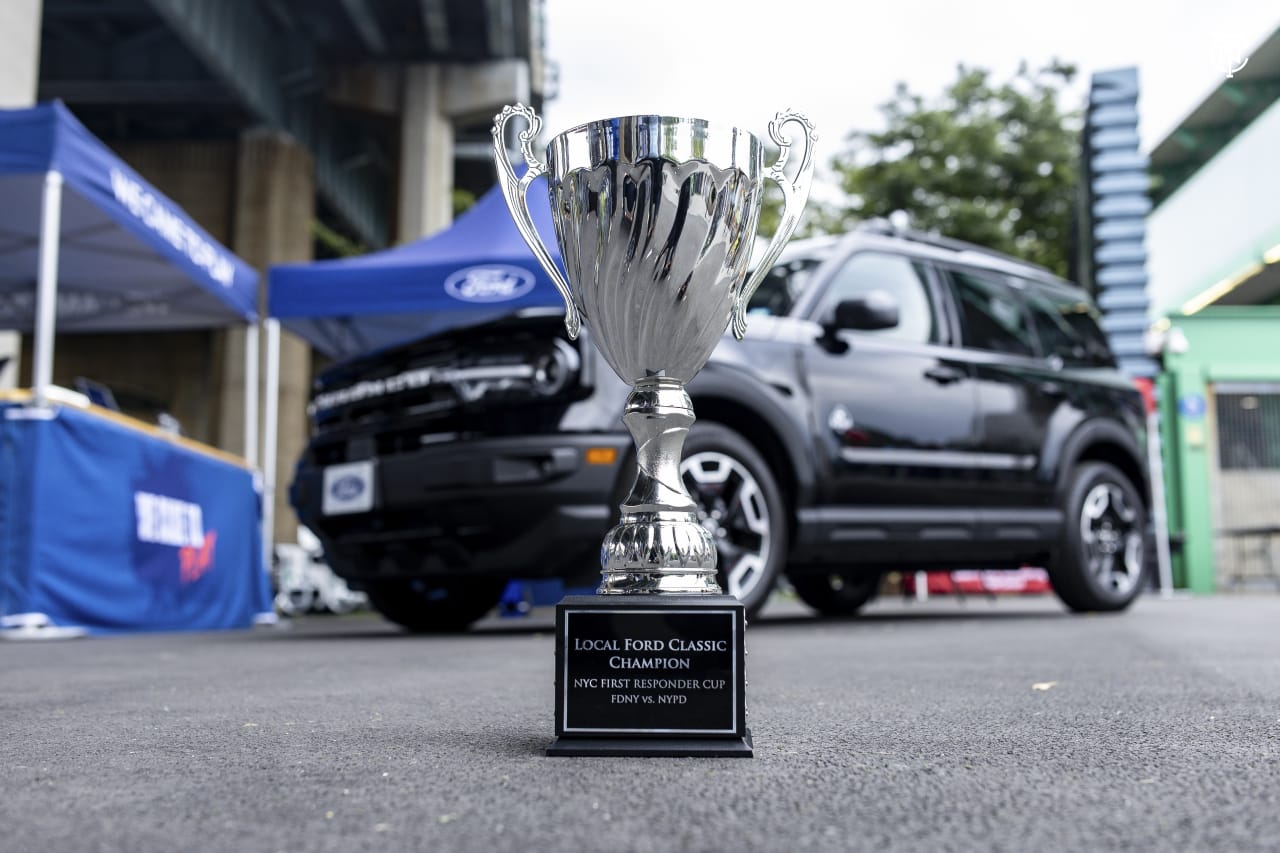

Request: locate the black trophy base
(551, 594), (750, 758)
(546, 729), (753, 757)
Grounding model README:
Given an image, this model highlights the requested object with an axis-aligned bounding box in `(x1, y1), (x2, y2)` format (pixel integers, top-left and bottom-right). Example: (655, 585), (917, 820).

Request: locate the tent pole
(263, 319), (281, 569)
(244, 323), (260, 469)
(33, 170), (64, 408)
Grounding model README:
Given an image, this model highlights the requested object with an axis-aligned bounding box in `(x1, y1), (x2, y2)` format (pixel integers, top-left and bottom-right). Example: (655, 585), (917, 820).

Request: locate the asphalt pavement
(2, 593), (1278, 853)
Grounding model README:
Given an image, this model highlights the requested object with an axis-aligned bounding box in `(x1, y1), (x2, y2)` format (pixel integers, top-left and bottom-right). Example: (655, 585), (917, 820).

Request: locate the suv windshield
(747, 256), (824, 317)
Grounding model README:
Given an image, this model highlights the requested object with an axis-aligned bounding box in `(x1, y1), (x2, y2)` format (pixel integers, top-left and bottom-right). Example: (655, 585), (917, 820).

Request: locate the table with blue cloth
(0, 395), (272, 634)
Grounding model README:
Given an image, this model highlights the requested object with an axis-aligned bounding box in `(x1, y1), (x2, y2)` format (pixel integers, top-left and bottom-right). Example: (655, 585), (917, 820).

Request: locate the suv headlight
(450, 338), (581, 404)
(531, 338), (580, 397)
(307, 337), (584, 420)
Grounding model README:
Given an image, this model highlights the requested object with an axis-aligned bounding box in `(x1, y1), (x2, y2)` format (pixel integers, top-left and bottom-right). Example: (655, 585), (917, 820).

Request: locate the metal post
(262, 318), (281, 570)
(32, 171), (64, 407)
(244, 323), (259, 469)
(1147, 409), (1176, 598)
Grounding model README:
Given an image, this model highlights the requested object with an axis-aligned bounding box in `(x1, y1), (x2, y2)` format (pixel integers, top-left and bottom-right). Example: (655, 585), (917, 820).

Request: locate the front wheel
(680, 423), (788, 618)
(1048, 462), (1147, 612)
(363, 578), (508, 632)
(791, 572), (881, 617)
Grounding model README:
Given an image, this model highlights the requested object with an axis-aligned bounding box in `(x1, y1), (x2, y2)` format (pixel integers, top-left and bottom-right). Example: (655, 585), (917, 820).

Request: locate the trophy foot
(599, 512), (720, 595)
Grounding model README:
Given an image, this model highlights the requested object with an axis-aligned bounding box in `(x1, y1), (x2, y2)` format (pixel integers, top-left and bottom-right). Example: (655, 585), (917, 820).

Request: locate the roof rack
(853, 218), (1061, 281)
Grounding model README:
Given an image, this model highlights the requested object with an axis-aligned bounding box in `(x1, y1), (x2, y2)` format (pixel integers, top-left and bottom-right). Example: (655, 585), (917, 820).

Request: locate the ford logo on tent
(330, 475), (365, 501)
(444, 265), (536, 303)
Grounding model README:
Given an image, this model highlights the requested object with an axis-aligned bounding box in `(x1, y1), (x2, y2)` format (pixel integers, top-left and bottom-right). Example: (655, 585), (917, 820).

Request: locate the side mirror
(832, 290), (899, 331)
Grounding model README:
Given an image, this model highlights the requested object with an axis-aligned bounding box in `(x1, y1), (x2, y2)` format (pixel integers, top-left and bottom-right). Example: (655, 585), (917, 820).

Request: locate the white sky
(542, 0), (1279, 190)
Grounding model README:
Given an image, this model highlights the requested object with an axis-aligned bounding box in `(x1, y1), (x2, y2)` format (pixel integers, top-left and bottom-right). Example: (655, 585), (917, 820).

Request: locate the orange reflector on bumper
(585, 447), (618, 465)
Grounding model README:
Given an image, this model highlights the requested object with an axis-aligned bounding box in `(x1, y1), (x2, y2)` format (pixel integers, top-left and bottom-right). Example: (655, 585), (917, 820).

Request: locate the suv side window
(946, 269), (1035, 356)
(814, 252), (938, 344)
(1021, 283), (1116, 367)
(1023, 290), (1080, 362)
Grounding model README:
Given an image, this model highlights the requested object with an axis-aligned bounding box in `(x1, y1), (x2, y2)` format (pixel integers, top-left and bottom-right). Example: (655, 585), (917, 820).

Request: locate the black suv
(291, 223), (1150, 630)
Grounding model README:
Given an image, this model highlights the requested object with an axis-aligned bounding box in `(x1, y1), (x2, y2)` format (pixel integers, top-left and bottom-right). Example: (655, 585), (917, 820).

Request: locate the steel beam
(484, 0), (515, 57)
(142, 0), (389, 246)
(419, 0), (450, 53)
(338, 0), (387, 55)
(38, 79), (236, 104)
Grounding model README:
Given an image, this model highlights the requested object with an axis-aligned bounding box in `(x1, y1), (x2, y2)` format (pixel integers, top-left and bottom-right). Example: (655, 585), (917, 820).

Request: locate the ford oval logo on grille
(330, 475), (365, 501)
(444, 264), (537, 303)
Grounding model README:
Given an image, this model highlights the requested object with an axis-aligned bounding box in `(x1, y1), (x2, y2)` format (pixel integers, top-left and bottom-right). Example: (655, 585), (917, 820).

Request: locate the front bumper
(291, 433), (632, 583)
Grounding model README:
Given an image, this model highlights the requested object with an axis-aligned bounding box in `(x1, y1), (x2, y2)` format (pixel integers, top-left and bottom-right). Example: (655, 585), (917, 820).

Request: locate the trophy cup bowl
(493, 106), (814, 756)
(492, 107), (816, 599)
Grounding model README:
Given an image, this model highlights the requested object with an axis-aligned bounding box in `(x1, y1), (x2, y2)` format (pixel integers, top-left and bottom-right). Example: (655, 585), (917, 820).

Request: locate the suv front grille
(306, 316), (589, 462)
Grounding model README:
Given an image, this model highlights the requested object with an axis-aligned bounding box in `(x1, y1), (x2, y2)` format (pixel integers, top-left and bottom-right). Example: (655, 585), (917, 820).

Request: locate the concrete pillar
(47, 140), (237, 445)
(230, 129), (315, 547)
(399, 64), (455, 242)
(0, 0), (41, 108)
(397, 59), (530, 243)
(0, 0), (43, 389)
(130, 140), (235, 447)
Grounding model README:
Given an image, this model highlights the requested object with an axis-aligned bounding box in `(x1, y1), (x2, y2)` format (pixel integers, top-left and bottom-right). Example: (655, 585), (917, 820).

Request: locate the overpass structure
(36, 0), (550, 247)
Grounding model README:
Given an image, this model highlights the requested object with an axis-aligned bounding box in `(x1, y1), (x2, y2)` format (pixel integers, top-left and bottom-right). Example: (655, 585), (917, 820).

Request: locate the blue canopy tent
(0, 101), (270, 635)
(0, 102), (260, 401)
(269, 171), (565, 360)
(269, 174), (572, 621)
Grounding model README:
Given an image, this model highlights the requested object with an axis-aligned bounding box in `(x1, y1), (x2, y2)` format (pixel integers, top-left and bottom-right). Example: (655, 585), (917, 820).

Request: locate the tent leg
(33, 170), (64, 408)
(263, 319), (281, 572)
(244, 323), (259, 469)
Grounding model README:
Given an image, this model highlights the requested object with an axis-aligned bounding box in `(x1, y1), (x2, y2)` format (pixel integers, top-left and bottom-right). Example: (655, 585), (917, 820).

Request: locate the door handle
(923, 365), (963, 385)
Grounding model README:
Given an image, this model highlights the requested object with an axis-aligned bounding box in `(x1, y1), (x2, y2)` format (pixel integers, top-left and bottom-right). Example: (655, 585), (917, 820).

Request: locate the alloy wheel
(681, 451), (772, 601)
(1079, 482), (1143, 597)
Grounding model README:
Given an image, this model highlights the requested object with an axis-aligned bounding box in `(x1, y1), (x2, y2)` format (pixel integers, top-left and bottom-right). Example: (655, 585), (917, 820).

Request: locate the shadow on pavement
(263, 594), (1080, 641)
(747, 607), (1075, 627)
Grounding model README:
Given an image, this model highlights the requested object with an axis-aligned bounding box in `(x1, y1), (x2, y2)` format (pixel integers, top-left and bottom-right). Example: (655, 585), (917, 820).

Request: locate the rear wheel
(792, 572), (881, 617)
(680, 423), (788, 618)
(1048, 462), (1147, 612)
(363, 578), (507, 632)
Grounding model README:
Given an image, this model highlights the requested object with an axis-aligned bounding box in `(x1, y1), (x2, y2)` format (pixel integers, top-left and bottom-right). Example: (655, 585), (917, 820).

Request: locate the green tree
(452, 188), (477, 217)
(825, 61), (1080, 276)
(756, 142), (826, 243)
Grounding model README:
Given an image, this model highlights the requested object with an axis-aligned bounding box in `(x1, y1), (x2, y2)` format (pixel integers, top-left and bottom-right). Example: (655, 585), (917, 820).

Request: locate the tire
(680, 422), (788, 618)
(792, 572), (881, 617)
(363, 578), (508, 632)
(1048, 461), (1147, 612)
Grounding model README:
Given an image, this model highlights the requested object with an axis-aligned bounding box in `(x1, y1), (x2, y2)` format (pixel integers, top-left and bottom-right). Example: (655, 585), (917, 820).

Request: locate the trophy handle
(491, 103), (581, 340)
(730, 110), (818, 340)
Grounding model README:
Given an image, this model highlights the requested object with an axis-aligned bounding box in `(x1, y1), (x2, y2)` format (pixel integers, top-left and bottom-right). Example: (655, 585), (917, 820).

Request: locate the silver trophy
(492, 106), (815, 598)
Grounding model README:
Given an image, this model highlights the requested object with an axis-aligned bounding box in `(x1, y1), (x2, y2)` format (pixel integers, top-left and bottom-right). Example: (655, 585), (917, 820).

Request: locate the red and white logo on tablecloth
(133, 491), (217, 584)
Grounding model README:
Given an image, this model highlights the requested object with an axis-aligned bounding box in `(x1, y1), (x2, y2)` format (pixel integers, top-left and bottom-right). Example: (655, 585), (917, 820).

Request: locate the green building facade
(1156, 310), (1280, 591)
(1146, 26), (1280, 591)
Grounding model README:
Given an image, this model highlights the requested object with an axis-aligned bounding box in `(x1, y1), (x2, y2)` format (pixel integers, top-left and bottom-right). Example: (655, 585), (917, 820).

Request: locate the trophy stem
(599, 378), (720, 595)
